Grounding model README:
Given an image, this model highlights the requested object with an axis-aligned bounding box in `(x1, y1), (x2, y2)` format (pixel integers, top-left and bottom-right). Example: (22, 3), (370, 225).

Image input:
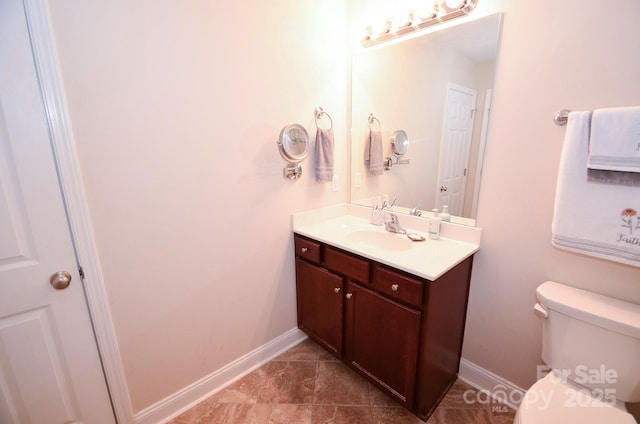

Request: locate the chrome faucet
(385, 213), (407, 234)
(381, 196), (397, 210)
(410, 205), (422, 216)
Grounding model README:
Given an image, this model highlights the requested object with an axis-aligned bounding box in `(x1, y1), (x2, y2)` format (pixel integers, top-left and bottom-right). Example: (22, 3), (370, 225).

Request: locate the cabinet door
(295, 258), (344, 357)
(344, 282), (421, 407)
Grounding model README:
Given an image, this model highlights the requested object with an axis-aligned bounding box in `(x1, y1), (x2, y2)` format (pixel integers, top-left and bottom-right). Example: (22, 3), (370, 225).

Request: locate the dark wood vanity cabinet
(345, 281), (421, 408)
(294, 233), (474, 421)
(295, 258), (344, 357)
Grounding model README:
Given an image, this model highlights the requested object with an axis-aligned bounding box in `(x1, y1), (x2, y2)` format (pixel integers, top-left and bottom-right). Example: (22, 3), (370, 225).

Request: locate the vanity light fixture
(361, 0), (478, 47)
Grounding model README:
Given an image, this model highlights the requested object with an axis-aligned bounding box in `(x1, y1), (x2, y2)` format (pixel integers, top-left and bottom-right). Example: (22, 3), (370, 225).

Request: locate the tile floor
(168, 338), (515, 424)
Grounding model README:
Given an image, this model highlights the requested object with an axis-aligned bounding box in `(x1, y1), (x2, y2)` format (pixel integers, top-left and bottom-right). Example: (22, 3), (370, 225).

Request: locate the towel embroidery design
(619, 208), (640, 245)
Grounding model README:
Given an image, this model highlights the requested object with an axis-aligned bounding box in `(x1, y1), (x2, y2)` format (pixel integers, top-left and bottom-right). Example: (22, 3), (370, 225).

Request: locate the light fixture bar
(361, 0), (478, 47)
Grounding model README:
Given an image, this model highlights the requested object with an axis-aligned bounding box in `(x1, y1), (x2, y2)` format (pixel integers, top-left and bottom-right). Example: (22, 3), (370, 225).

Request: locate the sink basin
(346, 230), (413, 251)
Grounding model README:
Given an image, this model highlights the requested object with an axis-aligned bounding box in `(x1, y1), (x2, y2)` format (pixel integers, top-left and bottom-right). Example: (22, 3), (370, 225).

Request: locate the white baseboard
(134, 335), (524, 423)
(134, 328), (308, 424)
(458, 358), (526, 410)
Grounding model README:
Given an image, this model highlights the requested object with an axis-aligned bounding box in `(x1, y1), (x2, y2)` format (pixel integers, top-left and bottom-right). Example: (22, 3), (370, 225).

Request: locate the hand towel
(364, 130), (384, 175)
(552, 111), (640, 267)
(315, 127), (334, 182)
(587, 106), (640, 172)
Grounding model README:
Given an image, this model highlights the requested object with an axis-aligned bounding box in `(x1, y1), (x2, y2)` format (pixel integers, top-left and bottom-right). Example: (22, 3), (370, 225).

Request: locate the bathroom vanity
(292, 204), (480, 420)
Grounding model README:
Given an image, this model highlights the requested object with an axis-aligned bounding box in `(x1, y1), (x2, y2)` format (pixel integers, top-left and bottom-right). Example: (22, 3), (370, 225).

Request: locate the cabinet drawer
(372, 265), (424, 307)
(323, 246), (370, 283)
(294, 235), (321, 264)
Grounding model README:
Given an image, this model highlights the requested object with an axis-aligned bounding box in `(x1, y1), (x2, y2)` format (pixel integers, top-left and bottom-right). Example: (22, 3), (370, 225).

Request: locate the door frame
(24, 0), (134, 422)
(470, 88), (492, 218)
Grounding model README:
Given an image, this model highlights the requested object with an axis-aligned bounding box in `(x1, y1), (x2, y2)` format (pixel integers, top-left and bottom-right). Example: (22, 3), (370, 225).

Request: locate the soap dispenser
(441, 205), (451, 222)
(429, 209), (441, 240)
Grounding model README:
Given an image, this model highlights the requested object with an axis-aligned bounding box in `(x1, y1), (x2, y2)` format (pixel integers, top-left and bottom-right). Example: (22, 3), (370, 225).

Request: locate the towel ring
(314, 107), (333, 130)
(368, 113), (381, 131)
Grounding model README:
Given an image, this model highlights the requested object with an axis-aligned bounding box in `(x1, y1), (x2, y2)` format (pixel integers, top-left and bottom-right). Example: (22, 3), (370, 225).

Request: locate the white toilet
(515, 281), (640, 423)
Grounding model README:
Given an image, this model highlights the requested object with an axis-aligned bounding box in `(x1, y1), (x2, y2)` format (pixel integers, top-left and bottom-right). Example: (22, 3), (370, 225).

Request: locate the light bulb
(445, 0), (466, 9)
(413, 0), (437, 20)
(370, 20), (390, 36)
(392, 12), (412, 30)
(363, 25), (373, 40)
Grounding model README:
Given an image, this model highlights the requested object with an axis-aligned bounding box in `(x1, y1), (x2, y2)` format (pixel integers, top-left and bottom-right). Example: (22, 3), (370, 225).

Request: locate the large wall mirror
(350, 13), (502, 226)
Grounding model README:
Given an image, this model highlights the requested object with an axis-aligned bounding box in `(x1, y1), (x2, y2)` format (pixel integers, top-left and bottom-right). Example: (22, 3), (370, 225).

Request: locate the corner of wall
(458, 357), (526, 410)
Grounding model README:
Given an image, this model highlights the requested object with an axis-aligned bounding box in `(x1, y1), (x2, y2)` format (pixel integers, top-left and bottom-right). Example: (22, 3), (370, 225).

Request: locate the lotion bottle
(440, 205), (451, 222)
(429, 209), (441, 240)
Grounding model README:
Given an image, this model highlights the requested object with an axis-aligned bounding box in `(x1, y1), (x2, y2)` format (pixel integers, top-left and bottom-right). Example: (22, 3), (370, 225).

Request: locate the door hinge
(471, 108), (476, 119)
(78, 266), (85, 279)
(464, 168), (467, 176)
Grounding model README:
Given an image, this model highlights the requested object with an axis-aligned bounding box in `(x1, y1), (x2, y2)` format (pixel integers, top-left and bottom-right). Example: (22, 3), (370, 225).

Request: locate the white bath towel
(588, 106), (640, 172)
(552, 111), (640, 267)
(315, 127), (334, 182)
(364, 130), (383, 175)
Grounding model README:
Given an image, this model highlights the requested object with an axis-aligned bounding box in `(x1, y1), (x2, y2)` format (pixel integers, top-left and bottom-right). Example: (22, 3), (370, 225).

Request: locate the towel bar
(554, 109), (571, 126)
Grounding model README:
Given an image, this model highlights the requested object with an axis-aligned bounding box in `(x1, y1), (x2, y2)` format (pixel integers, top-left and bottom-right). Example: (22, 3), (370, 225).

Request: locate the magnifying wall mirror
(278, 123), (310, 180)
(391, 130), (409, 157)
(350, 13), (502, 225)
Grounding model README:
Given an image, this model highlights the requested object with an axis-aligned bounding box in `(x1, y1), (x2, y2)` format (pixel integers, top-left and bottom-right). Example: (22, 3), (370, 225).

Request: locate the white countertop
(292, 204), (481, 281)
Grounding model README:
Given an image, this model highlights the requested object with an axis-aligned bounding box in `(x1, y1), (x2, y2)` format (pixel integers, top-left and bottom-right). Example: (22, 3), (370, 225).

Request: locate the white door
(435, 83), (477, 215)
(0, 0), (115, 422)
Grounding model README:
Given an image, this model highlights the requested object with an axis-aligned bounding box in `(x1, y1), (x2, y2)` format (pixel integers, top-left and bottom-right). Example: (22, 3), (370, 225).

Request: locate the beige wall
(48, 0), (640, 414)
(48, 0), (348, 412)
(465, 0), (640, 390)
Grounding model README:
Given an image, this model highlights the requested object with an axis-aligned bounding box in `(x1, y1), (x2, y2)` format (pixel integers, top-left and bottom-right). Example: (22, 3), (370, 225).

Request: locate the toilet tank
(535, 281), (640, 403)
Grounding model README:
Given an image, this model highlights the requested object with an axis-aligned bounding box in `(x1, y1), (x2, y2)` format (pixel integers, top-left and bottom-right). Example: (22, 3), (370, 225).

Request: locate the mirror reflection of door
(436, 83), (477, 215)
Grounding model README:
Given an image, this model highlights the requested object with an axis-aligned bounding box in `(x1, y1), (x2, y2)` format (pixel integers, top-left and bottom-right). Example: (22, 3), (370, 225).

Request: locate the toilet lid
(517, 374), (636, 424)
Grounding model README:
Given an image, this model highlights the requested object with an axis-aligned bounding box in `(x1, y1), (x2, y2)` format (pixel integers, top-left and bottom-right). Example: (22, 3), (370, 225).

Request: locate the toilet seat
(516, 373), (636, 424)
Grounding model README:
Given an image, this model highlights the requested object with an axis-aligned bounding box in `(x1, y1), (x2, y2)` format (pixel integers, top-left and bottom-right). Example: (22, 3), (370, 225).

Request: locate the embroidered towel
(315, 127), (334, 182)
(364, 130), (384, 175)
(588, 106), (640, 172)
(552, 111), (640, 268)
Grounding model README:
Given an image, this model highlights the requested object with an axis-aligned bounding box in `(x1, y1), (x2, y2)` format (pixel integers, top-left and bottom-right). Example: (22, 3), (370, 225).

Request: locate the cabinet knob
(301, 247), (308, 253)
(391, 284), (399, 291)
(334, 287), (341, 293)
(346, 293), (353, 299)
